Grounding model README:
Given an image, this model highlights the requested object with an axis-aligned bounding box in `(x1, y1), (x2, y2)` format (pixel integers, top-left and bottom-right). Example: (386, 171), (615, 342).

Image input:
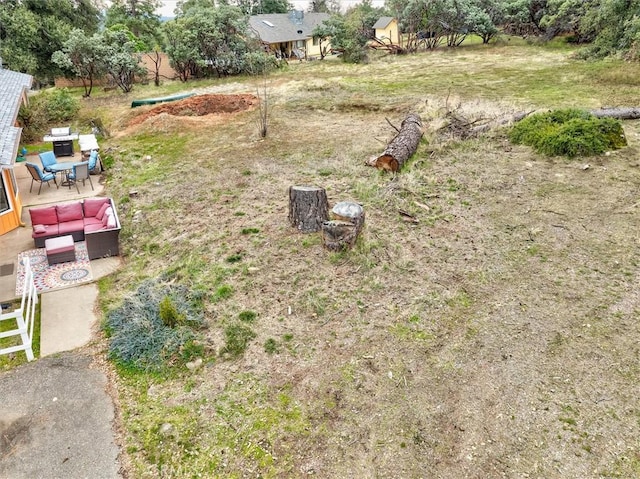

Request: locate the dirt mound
(129, 93), (259, 126)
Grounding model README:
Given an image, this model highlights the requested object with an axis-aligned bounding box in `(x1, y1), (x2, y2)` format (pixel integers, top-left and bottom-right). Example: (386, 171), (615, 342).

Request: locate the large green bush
(18, 88), (80, 143)
(104, 279), (205, 372)
(509, 109), (627, 157)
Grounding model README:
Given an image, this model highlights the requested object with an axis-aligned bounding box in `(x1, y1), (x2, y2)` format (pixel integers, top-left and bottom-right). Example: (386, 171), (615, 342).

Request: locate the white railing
(0, 257), (37, 361)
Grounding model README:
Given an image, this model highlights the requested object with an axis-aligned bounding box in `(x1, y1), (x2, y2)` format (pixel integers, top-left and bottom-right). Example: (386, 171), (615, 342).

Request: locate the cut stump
(288, 185), (329, 233)
(322, 201), (365, 251)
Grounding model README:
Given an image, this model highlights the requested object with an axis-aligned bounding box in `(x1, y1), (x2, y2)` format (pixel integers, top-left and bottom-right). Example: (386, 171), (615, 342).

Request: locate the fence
(0, 258), (37, 361)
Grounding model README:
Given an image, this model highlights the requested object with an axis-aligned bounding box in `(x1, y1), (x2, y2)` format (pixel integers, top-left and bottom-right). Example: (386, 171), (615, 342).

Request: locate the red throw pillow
(29, 206), (57, 225)
(56, 202), (83, 222)
(95, 203), (110, 220)
(83, 197), (110, 217)
(33, 224), (46, 234)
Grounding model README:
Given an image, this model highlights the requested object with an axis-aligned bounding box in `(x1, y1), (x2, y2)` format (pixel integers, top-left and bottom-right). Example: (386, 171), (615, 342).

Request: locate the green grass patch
(221, 323), (256, 359)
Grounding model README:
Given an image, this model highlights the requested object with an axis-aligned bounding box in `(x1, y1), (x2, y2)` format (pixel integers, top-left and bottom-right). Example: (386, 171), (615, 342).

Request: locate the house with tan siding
(373, 17), (400, 46)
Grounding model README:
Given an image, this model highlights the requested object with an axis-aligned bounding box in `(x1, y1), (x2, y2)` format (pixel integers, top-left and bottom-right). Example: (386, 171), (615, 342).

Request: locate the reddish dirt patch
(129, 93), (259, 126)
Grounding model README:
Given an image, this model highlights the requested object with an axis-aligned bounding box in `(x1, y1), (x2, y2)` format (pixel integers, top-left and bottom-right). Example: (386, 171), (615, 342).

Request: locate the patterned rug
(16, 242), (93, 295)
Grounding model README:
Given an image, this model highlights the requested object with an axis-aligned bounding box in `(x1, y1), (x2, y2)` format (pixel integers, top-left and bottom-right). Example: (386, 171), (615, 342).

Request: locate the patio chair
(87, 150), (102, 174)
(25, 162), (57, 194)
(67, 162), (94, 193)
(38, 151), (58, 172)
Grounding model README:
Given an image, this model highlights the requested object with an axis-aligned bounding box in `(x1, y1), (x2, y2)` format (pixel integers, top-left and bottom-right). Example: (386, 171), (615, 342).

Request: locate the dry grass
(94, 43), (640, 478)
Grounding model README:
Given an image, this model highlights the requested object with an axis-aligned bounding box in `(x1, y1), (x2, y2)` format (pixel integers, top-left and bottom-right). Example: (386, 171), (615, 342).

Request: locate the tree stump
(288, 185), (329, 233)
(370, 113), (423, 172)
(321, 201), (365, 251)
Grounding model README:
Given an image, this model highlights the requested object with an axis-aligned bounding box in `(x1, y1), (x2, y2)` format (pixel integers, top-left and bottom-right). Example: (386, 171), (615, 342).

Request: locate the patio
(0, 153), (120, 356)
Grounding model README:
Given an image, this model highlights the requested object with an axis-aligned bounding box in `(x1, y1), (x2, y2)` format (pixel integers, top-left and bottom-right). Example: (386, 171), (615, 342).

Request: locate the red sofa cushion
(29, 206), (58, 225)
(56, 202), (83, 222)
(58, 219), (84, 235)
(83, 197), (110, 217)
(84, 223), (106, 233)
(33, 224), (59, 239)
(83, 217), (102, 227)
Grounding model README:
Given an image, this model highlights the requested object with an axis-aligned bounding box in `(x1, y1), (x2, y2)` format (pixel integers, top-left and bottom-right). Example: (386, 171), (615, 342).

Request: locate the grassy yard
(88, 40), (640, 478)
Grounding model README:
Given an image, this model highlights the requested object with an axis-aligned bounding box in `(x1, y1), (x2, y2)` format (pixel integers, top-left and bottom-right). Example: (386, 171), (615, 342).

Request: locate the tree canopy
(0, 0), (100, 83)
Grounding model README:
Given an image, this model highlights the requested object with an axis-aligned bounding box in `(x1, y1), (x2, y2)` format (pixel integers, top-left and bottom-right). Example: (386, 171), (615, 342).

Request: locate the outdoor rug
(16, 242), (93, 295)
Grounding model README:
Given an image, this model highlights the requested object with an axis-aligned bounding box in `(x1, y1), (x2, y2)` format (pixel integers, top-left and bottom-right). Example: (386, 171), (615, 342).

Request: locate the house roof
(373, 17), (395, 29)
(249, 11), (330, 44)
(0, 68), (32, 169)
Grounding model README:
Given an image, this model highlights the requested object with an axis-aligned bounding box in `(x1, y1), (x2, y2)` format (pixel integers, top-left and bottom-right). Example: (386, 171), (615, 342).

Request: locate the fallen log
(589, 107), (640, 120)
(288, 185), (329, 233)
(370, 113), (423, 172)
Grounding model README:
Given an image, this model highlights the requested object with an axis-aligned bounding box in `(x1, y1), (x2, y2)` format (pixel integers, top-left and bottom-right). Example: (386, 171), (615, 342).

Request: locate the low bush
(18, 88), (80, 142)
(508, 109), (627, 157)
(104, 279), (205, 372)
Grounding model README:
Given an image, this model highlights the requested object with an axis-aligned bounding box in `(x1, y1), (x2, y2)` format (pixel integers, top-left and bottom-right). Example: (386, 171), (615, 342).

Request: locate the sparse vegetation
(94, 42), (640, 478)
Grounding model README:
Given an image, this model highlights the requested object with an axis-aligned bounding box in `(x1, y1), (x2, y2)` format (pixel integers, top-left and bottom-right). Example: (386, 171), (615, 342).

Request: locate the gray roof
(249, 11), (330, 44)
(373, 17), (395, 29)
(0, 68), (32, 169)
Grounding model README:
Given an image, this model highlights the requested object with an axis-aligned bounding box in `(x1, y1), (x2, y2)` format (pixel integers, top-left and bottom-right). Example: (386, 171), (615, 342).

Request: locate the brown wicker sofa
(29, 197), (121, 260)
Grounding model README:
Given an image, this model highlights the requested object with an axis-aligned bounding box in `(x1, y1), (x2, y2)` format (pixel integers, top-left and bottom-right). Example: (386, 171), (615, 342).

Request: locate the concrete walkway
(0, 157), (124, 478)
(0, 352), (123, 478)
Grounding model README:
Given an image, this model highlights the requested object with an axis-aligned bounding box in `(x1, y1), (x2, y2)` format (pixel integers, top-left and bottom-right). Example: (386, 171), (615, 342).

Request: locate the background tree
(397, 0), (447, 51)
(309, 0), (341, 14)
(503, 0), (549, 36)
(312, 22), (334, 59)
(539, 0), (591, 40)
(260, 0), (294, 14)
(470, 0), (504, 43)
(0, 0), (100, 84)
(102, 27), (148, 93)
(578, 0), (640, 60)
(52, 29), (108, 97)
(163, 17), (203, 81)
(106, 0), (165, 86)
(105, 0), (162, 37)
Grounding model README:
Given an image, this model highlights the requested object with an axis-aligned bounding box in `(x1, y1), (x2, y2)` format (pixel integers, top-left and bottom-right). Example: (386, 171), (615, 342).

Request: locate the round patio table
(48, 163), (75, 189)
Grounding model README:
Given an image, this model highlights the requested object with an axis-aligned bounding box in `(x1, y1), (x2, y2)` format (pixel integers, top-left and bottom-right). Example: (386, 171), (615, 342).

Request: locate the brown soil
(128, 93), (259, 127)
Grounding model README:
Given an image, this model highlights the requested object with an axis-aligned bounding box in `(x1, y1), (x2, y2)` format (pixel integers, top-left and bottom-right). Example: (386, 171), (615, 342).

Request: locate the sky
(157, 0), (385, 17)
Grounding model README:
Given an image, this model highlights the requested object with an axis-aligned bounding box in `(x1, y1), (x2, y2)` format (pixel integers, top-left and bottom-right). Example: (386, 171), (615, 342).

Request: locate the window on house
(0, 174), (10, 214)
(313, 37), (319, 46)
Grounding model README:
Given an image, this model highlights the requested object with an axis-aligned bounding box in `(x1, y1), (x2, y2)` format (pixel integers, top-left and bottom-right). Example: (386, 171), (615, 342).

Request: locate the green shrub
(221, 323), (256, 359)
(104, 279), (205, 372)
(43, 88), (80, 123)
(159, 296), (186, 328)
(508, 109), (627, 157)
(18, 89), (80, 142)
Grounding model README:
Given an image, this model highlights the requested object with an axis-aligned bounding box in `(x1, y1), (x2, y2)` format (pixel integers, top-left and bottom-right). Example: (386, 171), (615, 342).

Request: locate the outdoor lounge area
(0, 157), (121, 304)
(29, 197), (120, 259)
